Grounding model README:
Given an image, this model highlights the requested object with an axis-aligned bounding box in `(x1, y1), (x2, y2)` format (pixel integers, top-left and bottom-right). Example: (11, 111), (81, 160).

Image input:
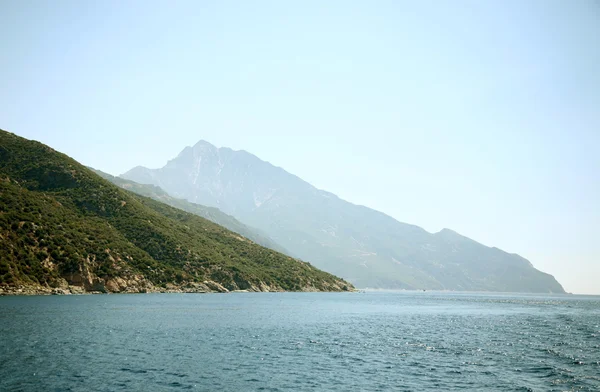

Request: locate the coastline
(0, 283), (355, 296)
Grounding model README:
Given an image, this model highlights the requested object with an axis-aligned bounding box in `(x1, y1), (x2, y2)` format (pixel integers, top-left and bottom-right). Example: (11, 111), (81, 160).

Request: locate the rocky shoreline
(1, 253), (352, 296)
(0, 280), (352, 296)
(0, 283), (223, 296)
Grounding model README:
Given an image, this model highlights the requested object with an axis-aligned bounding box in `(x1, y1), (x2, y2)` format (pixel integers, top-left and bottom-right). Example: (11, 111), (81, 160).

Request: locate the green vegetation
(91, 168), (287, 254)
(0, 129), (351, 293)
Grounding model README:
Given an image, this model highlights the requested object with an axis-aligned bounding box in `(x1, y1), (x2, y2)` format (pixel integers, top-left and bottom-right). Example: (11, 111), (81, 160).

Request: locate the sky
(1, 0), (598, 294)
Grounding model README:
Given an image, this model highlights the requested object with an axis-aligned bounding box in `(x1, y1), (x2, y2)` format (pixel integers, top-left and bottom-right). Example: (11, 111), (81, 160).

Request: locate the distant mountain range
(122, 140), (565, 293)
(0, 130), (351, 294)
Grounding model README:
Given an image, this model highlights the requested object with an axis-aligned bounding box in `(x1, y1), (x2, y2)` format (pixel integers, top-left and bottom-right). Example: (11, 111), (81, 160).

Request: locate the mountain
(0, 129), (351, 294)
(91, 168), (287, 254)
(122, 140), (565, 293)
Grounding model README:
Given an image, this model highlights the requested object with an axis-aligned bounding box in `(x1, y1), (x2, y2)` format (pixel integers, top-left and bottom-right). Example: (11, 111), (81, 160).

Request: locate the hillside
(122, 140), (565, 293)
(0, 130), (352, 294)
(91, 169), (287, 254)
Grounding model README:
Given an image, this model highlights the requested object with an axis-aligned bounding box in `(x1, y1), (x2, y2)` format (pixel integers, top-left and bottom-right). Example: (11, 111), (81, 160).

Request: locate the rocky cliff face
(122, 140), (565, 293)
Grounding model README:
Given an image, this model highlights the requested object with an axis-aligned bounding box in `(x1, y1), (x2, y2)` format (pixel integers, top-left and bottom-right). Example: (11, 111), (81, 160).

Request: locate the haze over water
(1, 292), (599, 391)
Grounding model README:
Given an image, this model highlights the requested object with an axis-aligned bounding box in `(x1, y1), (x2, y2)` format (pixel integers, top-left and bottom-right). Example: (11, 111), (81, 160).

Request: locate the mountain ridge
(91, 168), (288, 254)
(122, 139), (565, 293)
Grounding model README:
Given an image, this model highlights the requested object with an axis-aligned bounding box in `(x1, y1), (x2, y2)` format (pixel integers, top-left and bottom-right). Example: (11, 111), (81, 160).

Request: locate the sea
(0, 291), (598, 391)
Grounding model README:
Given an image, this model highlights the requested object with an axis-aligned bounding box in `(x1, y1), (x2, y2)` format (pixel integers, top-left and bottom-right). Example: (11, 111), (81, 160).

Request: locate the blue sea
(1, 291), (598, 391)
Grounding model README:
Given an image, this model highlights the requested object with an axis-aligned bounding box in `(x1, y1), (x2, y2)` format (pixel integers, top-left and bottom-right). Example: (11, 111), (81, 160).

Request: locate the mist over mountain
(122, 140), (565, 293)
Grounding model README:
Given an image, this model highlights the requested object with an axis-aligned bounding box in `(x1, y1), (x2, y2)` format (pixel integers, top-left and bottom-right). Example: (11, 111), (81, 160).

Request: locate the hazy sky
(1, 0), (598, 294)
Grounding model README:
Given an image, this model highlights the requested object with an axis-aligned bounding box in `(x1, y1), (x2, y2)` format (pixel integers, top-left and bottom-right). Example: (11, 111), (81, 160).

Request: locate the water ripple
(0, 292), (599, 391)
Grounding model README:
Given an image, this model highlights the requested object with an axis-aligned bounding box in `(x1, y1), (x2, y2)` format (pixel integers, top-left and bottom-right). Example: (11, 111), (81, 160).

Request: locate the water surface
(1, 291), (598, 391)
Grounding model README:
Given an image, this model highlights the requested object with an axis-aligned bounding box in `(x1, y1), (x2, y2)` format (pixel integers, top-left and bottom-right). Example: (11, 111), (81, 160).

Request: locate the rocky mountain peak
(192, 139), (218, 153)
